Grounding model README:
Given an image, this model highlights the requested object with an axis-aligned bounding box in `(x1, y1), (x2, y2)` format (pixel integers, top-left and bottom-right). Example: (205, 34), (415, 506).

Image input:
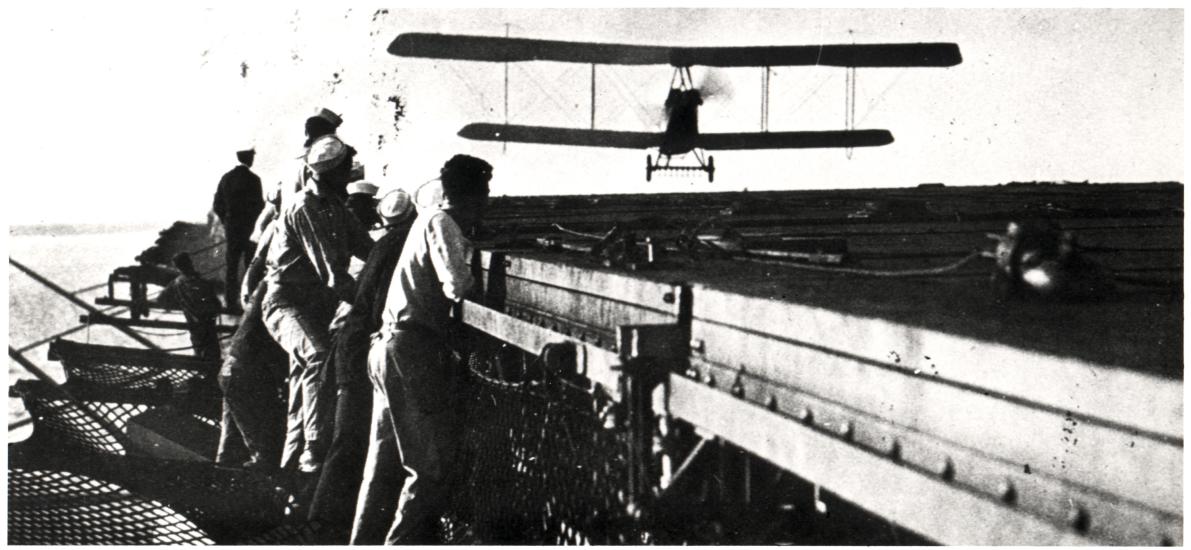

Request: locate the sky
(1, 7), (1183, 227)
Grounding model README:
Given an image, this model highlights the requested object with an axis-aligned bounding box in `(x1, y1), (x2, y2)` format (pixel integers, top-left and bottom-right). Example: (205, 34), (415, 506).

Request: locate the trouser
(263, 288), (336, 470)
(216, 401), (247, 465)
(223, 227), (254, 308)
(307, 332), (375, 540)
(307, 380), (373, 541)
(219, 283), (288, 464)
(352, 327), (461, 545)
(189, 322), (221, 362)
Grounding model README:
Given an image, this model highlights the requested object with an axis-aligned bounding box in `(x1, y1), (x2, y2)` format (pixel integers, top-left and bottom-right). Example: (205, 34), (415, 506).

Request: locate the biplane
(390, 33), (961, 181)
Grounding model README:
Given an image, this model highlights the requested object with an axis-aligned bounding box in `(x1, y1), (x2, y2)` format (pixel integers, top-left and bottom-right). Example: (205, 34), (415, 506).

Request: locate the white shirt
(381, 208), (475, 336)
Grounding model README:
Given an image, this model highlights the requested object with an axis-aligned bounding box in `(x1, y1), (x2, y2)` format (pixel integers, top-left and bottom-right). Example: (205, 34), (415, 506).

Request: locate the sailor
(212, 146), (264, 313)
(345, 179), (381, 233)
(281, 107), (344, 203)
(216, 216), (289, 470)
(262, 134), (373, 473)
(353, 155), (492, 544)
(155, 252), (223, 361)
(249, 183), (283, 251)
(307, 189), (417, 543)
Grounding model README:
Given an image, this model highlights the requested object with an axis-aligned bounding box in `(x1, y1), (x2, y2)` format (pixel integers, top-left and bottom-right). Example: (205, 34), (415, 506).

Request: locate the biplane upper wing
(391, 33), (961, 67)
(459, 123), (662, 149)
(694, 130), (895, 150)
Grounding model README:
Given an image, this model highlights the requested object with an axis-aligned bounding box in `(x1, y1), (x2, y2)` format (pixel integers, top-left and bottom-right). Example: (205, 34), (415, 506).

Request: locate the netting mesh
(62, 359), (208, 391)
(13, 336), (651, 544)
(8, 468), (214, 545)
(10, 379), (291, 544)
(442, 345), (646, 544)
(22, 398), (148, 455)
(51, 340), (214, 392)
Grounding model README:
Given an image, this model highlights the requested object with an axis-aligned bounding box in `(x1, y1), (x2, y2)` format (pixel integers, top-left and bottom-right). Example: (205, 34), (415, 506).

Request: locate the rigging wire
(604, 68), (656, 128)
(445, 64), (495, 117)
(856, 69), (908, 126)
(512, 64), (582, 126)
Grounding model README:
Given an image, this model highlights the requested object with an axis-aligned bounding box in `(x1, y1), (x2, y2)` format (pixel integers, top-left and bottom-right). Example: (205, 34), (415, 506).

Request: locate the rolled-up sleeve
(426, 213), (474, 302)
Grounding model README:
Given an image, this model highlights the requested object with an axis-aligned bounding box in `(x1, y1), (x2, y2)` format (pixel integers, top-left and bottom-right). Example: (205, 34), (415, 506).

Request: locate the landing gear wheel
(646, 154), (653, 182)
(707, 155), (715, 182)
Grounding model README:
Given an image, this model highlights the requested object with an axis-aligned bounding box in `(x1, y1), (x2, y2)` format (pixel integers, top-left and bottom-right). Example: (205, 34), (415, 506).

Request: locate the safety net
(10, 336), (651, 544)
(49, 339), (218, 393)
(440, 344), (647, 544)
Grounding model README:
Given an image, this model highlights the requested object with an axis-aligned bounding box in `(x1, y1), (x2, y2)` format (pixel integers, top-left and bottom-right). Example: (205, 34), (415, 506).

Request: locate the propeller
(693, 67), (733, 102)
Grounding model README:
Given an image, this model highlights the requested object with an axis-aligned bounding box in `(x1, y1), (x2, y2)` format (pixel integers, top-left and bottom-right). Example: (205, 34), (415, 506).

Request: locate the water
(8, 225), (196, 442)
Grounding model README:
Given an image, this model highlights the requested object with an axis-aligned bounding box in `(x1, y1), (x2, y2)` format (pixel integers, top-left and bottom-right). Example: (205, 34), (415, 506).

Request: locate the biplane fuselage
(661, 89), (702, 156)
(389, 33), (961, 181)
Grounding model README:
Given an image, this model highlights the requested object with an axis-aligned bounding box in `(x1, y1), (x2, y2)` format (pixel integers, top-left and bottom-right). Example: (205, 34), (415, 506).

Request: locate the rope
(551, 223), (611, 241)
(126, 327), (192, 337)
(188, 238), (226, 256)
(741, 249), (984, 277)
(704, 237), (985, 277)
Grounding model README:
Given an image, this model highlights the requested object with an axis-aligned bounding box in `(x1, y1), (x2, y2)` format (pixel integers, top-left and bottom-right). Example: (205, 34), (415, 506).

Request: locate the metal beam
(79, 314), (237, 334)
(686, 356), (1181, 544)
(667, 374), (1104, 546)
(10, 258), (161, 350)
(94, 297), (238, 316)
(690, 285), (1182, 515)
(461, 300), (623, 399)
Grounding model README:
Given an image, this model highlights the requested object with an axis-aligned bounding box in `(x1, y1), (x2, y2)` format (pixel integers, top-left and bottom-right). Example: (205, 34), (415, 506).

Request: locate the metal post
(616, 324), (686, 518)
(10, 258), (161, 350)
(503, 22), (510, 154)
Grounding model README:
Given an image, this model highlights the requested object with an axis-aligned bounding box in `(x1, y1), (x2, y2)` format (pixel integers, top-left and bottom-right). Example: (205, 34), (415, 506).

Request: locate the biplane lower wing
(695, 129), (894, 150)
(459, 123), (662, 149)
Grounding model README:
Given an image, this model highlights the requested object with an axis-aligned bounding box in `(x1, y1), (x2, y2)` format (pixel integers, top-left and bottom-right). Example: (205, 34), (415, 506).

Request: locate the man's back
(160, 273), (222, 324)
(382, 209), (474, 337)
(215, 165), (265, 226)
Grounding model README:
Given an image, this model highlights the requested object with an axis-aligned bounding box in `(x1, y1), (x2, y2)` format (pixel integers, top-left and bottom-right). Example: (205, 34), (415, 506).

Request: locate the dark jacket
(344, 193), (381, 232)
(330, 219), (414, 387)
(158, 273), (223, 360)
(213, 165), (265, 232)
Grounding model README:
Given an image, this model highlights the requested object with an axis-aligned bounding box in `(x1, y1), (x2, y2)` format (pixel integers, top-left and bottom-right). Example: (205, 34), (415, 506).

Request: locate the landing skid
(646, 150), (715, 182)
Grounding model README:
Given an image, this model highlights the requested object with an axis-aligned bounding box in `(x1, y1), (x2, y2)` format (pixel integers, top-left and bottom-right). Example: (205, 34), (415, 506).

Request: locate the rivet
(997, 480), (1016, 504)
(1066, 504), (1089, 533)
(704, 373), (717, 387)
(690, 339), (705, 354)
(766, 395), (779, 411)
(662, 292), (676, 304)
(838, 421), (853, 439)
(795, 407), (812, 423)
(730, 377), (745, 398)
(936, 457), (954, 481)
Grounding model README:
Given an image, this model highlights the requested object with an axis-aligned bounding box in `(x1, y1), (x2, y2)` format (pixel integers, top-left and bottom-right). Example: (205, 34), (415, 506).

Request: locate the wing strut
(761, 66), (771, 132)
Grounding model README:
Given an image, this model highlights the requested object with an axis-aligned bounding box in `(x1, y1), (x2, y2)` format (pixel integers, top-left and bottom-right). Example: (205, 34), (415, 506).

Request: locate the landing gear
(644, 150), (715, 182)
